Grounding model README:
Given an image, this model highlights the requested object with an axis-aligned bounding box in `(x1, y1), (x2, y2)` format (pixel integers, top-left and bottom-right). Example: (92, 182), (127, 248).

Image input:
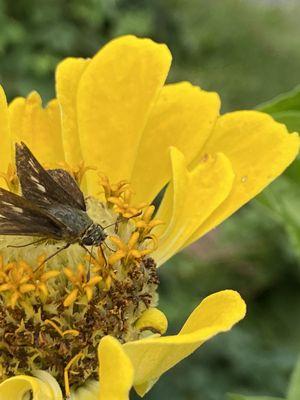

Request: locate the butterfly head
(81, 223), (108, 246)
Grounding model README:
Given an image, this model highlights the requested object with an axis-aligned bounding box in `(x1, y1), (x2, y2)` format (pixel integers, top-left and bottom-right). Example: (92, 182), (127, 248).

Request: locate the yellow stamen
(44, 319), (80, 338)
(108, 231), (156, 266)
(88, 247), (116, 290)
(44, 319), (65, 336)
(128, 231), (139, 248)
(63, 289), (79, 307)
(64, 352), (83, 399)
(19, 284), (36, 294)
(135, 205), (164, 242)
(108, 191), (147, 218)
(63, 263), (102, 306)
(10, 292), (20, 309)
(108, 250), (126, 265)
(99, 175), (131, 200)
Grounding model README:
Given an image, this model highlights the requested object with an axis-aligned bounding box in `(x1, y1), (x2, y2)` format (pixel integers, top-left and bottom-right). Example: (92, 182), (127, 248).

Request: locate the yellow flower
(0, 35), (298, 399)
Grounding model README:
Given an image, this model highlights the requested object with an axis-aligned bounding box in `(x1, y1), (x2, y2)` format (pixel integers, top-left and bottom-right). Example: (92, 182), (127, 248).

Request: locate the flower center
(0, 176), (162, 392)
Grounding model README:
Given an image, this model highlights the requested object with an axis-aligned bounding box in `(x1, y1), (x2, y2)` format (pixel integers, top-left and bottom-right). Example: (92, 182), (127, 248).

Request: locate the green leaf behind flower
(228, 395), (284, 400)
(258, 85), (300, 113)
(227, 354), (300, 400)
(287, 356), (300, 400)
(255, 87), (300, 268)
(258, 85), (300, 138)
(228, 395), (283, 400)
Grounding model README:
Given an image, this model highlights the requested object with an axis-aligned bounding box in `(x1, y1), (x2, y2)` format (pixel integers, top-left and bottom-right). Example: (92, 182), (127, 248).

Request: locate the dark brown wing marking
(47, 169), (86, 211)
(15, 142), (86, 211)
(0, 187), (64, 238)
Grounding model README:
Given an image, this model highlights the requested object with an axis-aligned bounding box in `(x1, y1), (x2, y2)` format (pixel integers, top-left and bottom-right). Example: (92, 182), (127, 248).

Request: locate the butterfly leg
(99, 243), (108, 267)
(34, 242), (71, 272)
(86, 244), (95, 281)
(80, 244), (97, 263)
(7, 237), (46, 248)
(81, 243), (108, 271)
(102, 240), (114, 253)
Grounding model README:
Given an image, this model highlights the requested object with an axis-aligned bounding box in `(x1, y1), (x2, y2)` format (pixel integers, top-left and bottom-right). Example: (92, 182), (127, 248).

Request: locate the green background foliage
(2, 0), (300, 111)
(1, 1), (300, 399)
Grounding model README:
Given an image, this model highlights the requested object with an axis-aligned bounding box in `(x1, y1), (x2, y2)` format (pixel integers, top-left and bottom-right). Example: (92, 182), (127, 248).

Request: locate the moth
(0, 142), (108, 263)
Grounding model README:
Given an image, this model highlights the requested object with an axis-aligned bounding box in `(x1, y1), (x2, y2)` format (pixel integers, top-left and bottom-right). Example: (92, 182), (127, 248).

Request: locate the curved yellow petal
(124, 290), (246, 396)
(77, 35), (172, 196)
(135, 307), (168, 335)
(55, 57), (90, 166)
(153, 147), (234, 265)
(185, 111), (300, 246)
(131, 82), (220, 203)
(98, 335), (134, 400)
(9, 92), (64, 165)
(0, 371), (63, 400)
(0, 86), (12, 175)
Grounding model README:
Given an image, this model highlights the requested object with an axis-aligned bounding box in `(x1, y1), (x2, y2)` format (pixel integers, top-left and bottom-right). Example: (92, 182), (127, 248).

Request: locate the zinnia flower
(0, 35), (298, 400)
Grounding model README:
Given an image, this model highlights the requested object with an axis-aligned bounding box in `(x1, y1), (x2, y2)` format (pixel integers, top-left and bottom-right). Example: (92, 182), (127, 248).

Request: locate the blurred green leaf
(257, 177), (300, 265)
(227, 354), (300, 400)
(228, 395), (283, 400)
(258, 86), (300, 132)
(255, 86), (300, 266)
(287, 356), (300, 400)
(258, 85), (300, 115)
(267, 111), (300, 132)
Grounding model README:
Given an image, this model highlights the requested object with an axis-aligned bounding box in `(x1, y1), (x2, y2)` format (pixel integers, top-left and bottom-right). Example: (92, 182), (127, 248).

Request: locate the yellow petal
(77, 35), (172, 196)
(55, 57), (90, 166)
(124, 290), (246, 396)
(33, 371), (63, 399)
(135, 307), (168, 335)
(98, 335), (134, 400)
(0, 85), (12, 175)
(131, 82), (220, 203)
(185, 111), (300, 246)
(9, 92), (64, 165)
(0, 371), (63, 400)
(153, 147), (234, 265)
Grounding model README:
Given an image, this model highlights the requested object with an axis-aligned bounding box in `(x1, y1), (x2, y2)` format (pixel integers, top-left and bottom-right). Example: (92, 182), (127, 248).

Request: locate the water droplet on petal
(241, 176), (248, 183)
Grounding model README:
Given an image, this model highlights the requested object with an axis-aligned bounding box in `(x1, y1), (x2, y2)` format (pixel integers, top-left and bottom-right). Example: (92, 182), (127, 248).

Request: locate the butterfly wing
(15, 142), (86, 211)
(0, 187), (65, 238)
(47, 169), (86, 211)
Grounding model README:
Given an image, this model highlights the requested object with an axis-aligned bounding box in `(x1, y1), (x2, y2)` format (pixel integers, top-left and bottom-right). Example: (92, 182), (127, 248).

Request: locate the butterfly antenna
(102, 210), (143, 232)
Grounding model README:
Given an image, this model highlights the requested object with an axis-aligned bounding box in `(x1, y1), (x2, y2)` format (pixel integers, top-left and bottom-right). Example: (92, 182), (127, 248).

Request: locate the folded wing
(15, 142), (86, 211)
(0, 187), (64, 238)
